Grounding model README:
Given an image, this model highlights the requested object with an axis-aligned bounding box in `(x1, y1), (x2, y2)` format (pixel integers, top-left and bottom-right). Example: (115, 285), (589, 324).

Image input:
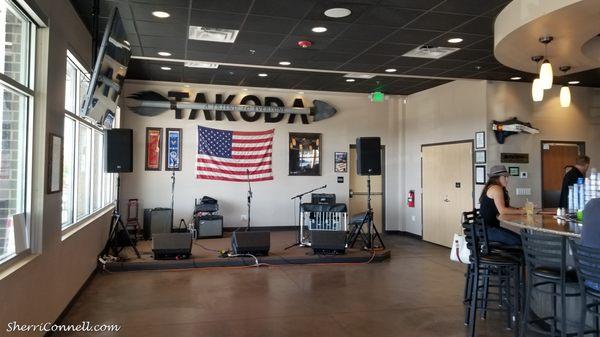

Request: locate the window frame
(0, 0), (39, 267)
(61, 51), (115, 232)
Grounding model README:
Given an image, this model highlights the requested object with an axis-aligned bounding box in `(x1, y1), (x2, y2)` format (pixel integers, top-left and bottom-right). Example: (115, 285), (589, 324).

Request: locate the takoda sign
(127, 90), (337, 124)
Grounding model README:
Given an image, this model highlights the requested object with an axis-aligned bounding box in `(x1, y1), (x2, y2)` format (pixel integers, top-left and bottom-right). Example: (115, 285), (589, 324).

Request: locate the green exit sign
(371, 91), (384, 102)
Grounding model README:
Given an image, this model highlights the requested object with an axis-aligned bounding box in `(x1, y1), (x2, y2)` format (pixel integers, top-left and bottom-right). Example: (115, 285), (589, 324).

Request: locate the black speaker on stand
(101, 128), (140, 258)
(348, 137), (385, 250)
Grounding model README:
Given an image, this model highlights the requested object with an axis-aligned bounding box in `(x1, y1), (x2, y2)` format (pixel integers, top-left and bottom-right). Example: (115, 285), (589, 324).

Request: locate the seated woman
(479, 165), (525, 246)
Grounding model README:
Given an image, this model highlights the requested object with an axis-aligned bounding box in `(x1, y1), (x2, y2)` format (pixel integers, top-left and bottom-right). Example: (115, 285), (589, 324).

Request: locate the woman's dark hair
(479, 176), (505, 204)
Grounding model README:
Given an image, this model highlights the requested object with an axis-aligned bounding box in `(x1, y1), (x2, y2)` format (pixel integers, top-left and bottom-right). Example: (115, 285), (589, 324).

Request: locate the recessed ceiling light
(568, 80), (580, 85)
(279, 61), (291, 66)
(123, 40), (130, 46)
(184, 85), (190, 88)
(346, 78), (355, 82)
(510, 76), (522, 80)
(160, 66), (171, 70)
(447, 38), (463, 44)
(152, 11), (170, 18)
(158, 51), (171, 57)
(243, 88), (248, 91)
(324, 7), (351, 18)
(384, 68), (397, 73)
(298, 91), (304, 94)
(258, 73), (268, 77)
(312, 26), (327, 33)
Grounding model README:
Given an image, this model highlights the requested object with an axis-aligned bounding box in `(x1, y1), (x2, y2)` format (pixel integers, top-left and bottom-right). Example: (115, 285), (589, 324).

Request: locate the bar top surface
(498, 211), (583, 238)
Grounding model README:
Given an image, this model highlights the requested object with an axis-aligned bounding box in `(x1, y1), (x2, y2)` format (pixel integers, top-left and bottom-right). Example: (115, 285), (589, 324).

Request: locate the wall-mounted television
(80, 7), (131, 129)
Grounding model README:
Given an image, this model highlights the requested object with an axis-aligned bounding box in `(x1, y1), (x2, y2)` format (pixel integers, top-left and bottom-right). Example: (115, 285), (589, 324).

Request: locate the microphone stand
(170, 171), (175, 231)
(246, 169), (252, 231)
(285, 184), (327, 250)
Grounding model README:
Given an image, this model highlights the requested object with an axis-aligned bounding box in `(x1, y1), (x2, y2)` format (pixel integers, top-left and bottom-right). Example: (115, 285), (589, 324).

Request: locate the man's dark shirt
(559, 166), (584, 208)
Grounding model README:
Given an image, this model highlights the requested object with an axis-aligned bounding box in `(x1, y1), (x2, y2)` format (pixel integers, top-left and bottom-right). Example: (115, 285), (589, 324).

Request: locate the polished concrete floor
(59, 234), (522, 337)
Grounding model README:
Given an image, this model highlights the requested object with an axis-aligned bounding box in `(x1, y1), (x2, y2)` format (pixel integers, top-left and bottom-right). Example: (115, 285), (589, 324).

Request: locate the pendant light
(559, 66), (571, 108)
(531, 56), (544, 102)
(539, 36), (554, 90)
(532, 78), (544, 102)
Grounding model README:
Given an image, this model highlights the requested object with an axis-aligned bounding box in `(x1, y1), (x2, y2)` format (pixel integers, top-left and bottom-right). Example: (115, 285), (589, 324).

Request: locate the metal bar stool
(463, 215), (521, 337)
(520, 230), (580, 337)
(569, 239), (600, 337)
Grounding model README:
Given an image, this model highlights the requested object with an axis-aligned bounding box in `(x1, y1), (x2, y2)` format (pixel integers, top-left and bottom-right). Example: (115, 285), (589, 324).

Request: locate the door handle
(444, 195), (450, 202)
(349, 189), (354, 198)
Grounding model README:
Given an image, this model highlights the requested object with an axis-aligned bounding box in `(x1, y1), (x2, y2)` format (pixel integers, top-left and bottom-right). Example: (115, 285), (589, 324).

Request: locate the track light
(532, 78), (544, 102)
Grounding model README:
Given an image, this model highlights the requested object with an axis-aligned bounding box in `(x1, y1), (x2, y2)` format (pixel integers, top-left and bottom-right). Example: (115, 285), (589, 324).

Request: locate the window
(0, 0), (36, 263)
(61, 52), (114, 230)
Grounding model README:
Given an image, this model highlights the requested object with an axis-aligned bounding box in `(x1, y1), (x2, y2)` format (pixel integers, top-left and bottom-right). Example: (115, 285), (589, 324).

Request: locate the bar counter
(498, 212), (583, 237)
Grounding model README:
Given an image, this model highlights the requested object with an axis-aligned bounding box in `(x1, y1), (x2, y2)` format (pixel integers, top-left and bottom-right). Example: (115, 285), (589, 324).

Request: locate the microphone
(323, 184), (327, 188)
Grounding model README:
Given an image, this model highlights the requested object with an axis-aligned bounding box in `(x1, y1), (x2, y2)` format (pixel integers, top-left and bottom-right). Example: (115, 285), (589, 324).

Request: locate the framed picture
(165, 128), (182, 171)
(475, 165), (486, 185)
(46, 133), (63, 194)
(475, 131), (485, 149)
(475, 150), (486, 164)
(145, 127), (162, 171)
(509, 166), (520, 177)
(334, 152), (348, 173)
(289, 133), (321, 176)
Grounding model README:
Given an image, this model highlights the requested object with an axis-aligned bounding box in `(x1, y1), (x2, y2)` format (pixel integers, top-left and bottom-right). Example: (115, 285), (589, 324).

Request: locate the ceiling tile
(234, 31), (287, 48)
(406, 12), (474, 31)
(450, 16), (495, 36)
(383, 29), (441, 45)
(443, 48), (490, 61)
(433, 0), (510, 15)
(366, 43), (417, 56)
(379, 0), (443, 11)
(349, 53), (395, 65)
(336, 24), (397, 42)
(142, 47), (186, 59)
(135, 21), (187, 37)
(129, 3), (189, 22)
(189, 9), (246, 29)
(242, 15), (299, 34)
(325, 39), (376, 53)
(338, 63), (379, 72)
(405, 68), (447, 76)
(191, 0), (254, 13)
(140, 35), (187, 49)
(356, 6), (424, 27)
(425, 32), (489, 48)
(250, 0), (316, 18)
(384, 56), (433, 68)
(187, 40), (232, 54)
(417, 58), (466, 70)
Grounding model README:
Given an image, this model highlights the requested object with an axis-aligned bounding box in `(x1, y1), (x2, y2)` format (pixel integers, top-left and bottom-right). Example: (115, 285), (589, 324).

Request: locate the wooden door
(349, 147), (384, 232)
(422, 142), (473, 247)
(541, 142), (584, 208)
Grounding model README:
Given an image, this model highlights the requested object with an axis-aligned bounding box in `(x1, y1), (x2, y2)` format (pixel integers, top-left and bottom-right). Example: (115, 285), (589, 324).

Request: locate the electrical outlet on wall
(516, 188), (531, 196)
(520, 171), (528, 178)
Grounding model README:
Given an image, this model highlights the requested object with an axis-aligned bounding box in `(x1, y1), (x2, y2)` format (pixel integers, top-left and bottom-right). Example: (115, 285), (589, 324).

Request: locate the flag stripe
(197, 126), (274, 182)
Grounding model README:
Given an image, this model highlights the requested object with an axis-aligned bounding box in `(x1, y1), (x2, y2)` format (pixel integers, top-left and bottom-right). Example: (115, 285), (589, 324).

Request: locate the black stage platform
(104, 230), (391, 271)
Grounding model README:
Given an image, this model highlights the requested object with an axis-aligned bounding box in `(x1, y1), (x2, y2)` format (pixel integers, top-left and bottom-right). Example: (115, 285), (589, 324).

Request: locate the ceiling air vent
(184, 61), (219, 69)
(188, 26), (239, 43)
(343, 73), (375, 79)
(402, 45), (460, 59)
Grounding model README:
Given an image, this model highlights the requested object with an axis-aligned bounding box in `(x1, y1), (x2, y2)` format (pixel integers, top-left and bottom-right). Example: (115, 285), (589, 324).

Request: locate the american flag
(196, 126), (274, 182)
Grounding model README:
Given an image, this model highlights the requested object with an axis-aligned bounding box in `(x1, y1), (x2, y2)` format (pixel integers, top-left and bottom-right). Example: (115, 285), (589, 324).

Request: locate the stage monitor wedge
(356, 137), (381, 176)
(105, 128), (133, 173)
(232, 231), (270, 256)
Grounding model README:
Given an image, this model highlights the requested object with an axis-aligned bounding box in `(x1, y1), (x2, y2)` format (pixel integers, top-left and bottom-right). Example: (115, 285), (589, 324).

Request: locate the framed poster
(475, 131), (485, 149)
(145, 127), (162, 171)
(289, 133), (321, 176)
(474, 150), (486, 164)
(46, 133), (63, 194)
(475, 165), (486, 185)
(334, 152), (347, 173)
(165, 128), (182, 171)
(509, 166), (520, 177)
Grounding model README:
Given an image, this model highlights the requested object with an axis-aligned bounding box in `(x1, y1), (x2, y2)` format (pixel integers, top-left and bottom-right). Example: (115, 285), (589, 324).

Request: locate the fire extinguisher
(407, 190), (415, 208)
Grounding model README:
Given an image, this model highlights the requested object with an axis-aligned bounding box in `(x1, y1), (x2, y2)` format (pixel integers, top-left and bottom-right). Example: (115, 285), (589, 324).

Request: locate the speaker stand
(101, 175), (140, 258)
(347, 173), (385, 250)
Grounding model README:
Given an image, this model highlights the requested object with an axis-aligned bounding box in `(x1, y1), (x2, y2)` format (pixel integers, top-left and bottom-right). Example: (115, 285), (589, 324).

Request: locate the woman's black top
(480, 187), (510, 228)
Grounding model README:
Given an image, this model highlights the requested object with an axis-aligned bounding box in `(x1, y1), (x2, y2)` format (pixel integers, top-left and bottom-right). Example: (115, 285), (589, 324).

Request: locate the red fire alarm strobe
(297, 40), (312, 48)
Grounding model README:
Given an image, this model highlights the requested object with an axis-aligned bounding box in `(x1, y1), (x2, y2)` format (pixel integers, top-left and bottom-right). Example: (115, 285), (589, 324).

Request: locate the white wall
(402, 80), (488, 235)
(120, 81), (403, 230)
(0, 0), (113, 335)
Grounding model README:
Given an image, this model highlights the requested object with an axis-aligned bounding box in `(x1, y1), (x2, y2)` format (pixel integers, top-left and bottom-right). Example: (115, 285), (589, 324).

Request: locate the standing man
(559, 155), (590, 208)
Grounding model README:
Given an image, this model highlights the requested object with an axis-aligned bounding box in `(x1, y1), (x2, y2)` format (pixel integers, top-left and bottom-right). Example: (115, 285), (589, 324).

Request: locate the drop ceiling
(69, 0), (600, 95)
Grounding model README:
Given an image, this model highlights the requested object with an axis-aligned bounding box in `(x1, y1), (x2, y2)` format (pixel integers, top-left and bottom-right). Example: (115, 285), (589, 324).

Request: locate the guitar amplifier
(152, 232), (192, 260)
(143, 208), (172, 239)
(311, 231), (346, 255)
(195, 215), (223, 238)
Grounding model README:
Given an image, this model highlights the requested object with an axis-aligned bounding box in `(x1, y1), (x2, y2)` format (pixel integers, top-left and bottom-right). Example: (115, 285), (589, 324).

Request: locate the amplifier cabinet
(143, 208), (172, 239)
(195, 215), (223, 238)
